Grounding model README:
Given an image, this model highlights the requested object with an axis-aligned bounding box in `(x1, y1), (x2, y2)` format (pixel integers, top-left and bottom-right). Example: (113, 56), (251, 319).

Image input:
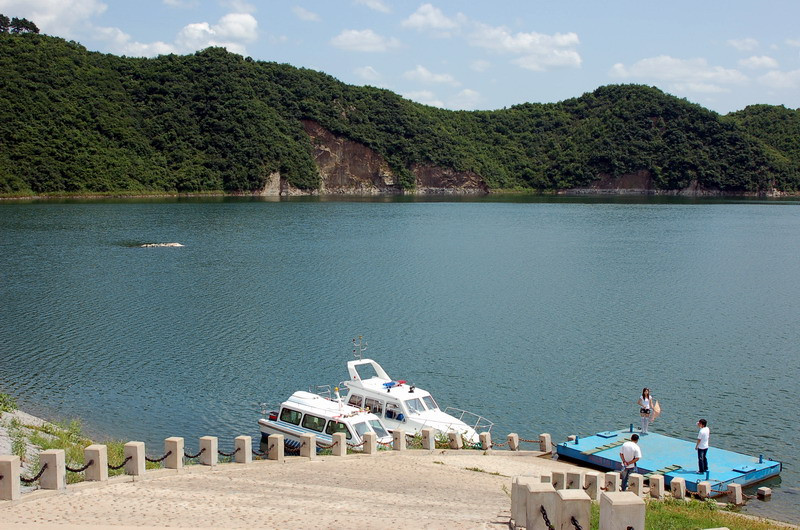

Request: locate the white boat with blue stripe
(258, 389), (392, 451)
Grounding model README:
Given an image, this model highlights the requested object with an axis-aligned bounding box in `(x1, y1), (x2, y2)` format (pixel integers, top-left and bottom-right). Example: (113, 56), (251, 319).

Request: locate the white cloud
(331, 29), (400, 52)
(470, 59), (491, 72)
(354, 65), (381, 81)
(403, 65), (460, 86)
(402, 90), (444, 108)
(738, 55), (779, 70)
(0, 0), (106, 37)
(212, 13), (257, 41)
(610, 55), (747, 93)
(758, 69), (800, 90)
(292, 6), (320, 22)
(448, 88), (481, 110)
(727, 38), (758, 52)
(172, 13), (256, 55)
(354, 0), (390, 13)
(401, 3), (463, 34)
(220, 0), (255, 14)
(786, 39), (800, 47)
(469, 23), (581, 71)
(94, 26), (176, 56)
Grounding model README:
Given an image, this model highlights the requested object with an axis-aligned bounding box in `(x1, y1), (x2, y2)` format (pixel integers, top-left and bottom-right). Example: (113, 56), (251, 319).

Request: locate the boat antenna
(352, 335), (367, 360)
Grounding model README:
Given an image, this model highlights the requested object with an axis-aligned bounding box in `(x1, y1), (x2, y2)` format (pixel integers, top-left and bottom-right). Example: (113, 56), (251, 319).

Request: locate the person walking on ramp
(619, 433), (641, 491)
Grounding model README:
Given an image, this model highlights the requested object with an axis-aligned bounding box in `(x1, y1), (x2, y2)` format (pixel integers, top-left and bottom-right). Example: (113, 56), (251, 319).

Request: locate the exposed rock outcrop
(298, 120), (489, 195)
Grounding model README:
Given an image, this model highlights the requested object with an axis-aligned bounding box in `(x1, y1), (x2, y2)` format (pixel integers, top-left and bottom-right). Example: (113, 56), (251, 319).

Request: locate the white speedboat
(340, 338), (493, 444)
(258, 390), (393, 451)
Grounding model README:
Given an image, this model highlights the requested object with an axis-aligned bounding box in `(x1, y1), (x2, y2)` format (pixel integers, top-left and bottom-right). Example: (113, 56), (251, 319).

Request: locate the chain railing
(540, 505), (555, 530)
(144, 450), (172, 463)
(183, 447), (206, 459)
(217, 447), (241, 457)
(108, 456), (132, 470)
(65, 459), (94, 473)
(19, 463), (48, 484)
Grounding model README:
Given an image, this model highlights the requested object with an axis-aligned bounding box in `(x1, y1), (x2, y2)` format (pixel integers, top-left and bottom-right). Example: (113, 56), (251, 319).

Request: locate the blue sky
(2, 0), (799, 114)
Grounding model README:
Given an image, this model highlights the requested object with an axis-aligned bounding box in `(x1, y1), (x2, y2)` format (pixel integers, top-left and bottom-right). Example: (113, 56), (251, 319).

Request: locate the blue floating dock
(556, 429), (781, 496)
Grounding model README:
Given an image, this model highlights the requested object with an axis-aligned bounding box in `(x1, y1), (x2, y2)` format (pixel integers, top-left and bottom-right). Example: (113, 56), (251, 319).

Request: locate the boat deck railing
(444, 407), (494, 434)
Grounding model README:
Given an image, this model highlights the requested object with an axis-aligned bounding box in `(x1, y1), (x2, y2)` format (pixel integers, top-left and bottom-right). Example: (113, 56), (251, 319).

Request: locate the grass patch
(0, 392), (18, 413)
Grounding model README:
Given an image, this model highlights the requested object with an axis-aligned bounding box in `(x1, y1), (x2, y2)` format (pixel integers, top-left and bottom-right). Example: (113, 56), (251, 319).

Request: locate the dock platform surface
(556, 429), (781, 496)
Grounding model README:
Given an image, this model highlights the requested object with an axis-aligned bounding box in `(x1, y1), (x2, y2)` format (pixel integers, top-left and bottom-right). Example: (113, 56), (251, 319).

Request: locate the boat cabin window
(368, 419), (389, 438)
(422, 395), (439, 411)
(353, 422), (368, 439)
(348, 394), (363, 408)
(385, 401), (402, 420)
(404, 398), (425, 414)
(364, 397), (383, 416)
(301, 413), (326, 433)
(325, 420), (353, 440)
(280, 408), (302, 425)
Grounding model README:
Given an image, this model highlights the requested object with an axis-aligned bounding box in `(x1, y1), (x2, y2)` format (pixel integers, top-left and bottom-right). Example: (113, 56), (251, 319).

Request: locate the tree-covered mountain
(1, 32), (798, 196)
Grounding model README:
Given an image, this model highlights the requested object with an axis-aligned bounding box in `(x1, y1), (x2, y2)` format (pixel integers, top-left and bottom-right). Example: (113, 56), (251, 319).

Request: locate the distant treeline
(1, 31), (799, 195)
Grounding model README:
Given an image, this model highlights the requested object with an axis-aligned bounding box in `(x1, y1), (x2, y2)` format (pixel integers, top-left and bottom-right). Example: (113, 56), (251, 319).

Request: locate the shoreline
(2, 407), (798, 528)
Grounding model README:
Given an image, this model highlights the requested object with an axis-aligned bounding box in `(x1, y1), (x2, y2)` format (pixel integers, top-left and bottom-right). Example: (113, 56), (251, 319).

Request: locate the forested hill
(2, 32), (799, 196)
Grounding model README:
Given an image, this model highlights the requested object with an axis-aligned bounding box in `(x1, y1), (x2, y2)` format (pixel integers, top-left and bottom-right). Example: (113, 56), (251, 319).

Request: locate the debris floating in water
(139, 242), (184, 247)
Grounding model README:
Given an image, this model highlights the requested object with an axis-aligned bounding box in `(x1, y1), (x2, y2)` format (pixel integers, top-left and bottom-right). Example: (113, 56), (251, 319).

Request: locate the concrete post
(393, 429), (406, 451)
(524, 482), (557, 530)
(84, 444), (108, 482)
(447, 431), (463, 450)
(727, 483), (743, 505)
(670, 477), (686, 499)
(649, 474), (665, 499)
(583, 471), (602, 500)
(510, 475), (537, 528)
(757, 486), (771, 499)
(124, 441), (145, 476)
(566, 470), (584, 489)
(267, 434), (285, 462)
(0, 455), (21, 501)
(507, 433), (519, 451)
(697, 481), (712, 498)
(556, 489), (591, 530)
(567, 435), (577, 443)
(332, 433), (347, 456)
(199, 436), (218, 466)
(40, 449), (66, 490)
(538, 433), (551, 453)
(604, 472), (621, 493)
(628, 473), (644, 496)
(363, 432), (377, 455)
(299, 434), (315, 459)
(234, 436), (252, 464)
(599, 491), (645, 530)
(164, 437), (184, 470)
(539, 471), (552, 484)
(421, 428), (435, 451)
(551, 470), (566, 490)
(479, 431), (491, 451)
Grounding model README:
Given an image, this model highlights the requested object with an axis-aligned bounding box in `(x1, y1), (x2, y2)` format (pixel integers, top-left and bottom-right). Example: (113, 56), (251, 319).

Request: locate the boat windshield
(422, 395), (438, 411)
(404, 398), (425, 414)
(368, 419), (389, 438)
(353, 422), (368, 439)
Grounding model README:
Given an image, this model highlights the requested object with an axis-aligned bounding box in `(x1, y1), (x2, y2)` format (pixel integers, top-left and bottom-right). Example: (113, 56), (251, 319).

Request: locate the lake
(1, 195), (798, 523)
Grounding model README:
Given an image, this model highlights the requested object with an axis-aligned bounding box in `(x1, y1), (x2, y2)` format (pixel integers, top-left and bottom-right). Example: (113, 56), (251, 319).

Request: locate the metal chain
(570, 515), (583, 530)
(65, 459), (94, 473)
(108, 456), (132, 470)
(540, 505), (555, 530)
(519, 437), (539, 443)
(145, 450), (173, 463)
(218, 447), (241, 457)
(346, 440), (366, 448)
(20, 463), (49, 484)
(491, 441), (508, 447)
(183, 447), (206, 459)
(316, 440), (338, 449)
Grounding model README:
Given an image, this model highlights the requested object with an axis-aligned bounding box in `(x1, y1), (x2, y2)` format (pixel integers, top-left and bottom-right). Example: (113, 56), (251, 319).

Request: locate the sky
(2, 0), (799, 114)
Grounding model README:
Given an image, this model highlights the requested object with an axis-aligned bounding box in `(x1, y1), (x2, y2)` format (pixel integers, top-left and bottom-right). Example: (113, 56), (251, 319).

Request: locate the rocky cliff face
(260, 120), (489, 196)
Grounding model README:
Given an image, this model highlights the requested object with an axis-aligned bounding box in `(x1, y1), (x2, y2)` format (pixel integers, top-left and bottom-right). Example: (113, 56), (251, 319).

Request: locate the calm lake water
(1, 196), (798, 523)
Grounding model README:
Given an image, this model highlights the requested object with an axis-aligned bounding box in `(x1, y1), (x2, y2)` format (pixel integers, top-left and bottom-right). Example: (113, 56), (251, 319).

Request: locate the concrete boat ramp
(556, 428), (781, 496)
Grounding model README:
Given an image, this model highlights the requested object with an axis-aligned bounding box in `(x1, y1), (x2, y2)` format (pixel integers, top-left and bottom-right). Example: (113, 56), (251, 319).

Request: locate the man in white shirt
(619, 433), (641, 491)
(695, 418), (710, 474)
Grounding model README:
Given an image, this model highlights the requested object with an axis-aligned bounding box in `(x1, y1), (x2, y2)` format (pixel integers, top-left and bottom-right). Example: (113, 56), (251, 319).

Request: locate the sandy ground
(0, 448), (581, 529)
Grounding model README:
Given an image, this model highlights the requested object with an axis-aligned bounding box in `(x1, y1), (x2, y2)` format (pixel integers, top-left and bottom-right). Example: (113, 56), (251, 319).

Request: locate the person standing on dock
(638, 388), (655, 434)
(696, 419), (710, 474)
(619, 433), (641, 491)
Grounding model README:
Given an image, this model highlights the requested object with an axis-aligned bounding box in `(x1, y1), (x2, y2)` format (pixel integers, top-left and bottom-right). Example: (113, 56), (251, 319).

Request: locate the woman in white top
(637, 387), (655, 434)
